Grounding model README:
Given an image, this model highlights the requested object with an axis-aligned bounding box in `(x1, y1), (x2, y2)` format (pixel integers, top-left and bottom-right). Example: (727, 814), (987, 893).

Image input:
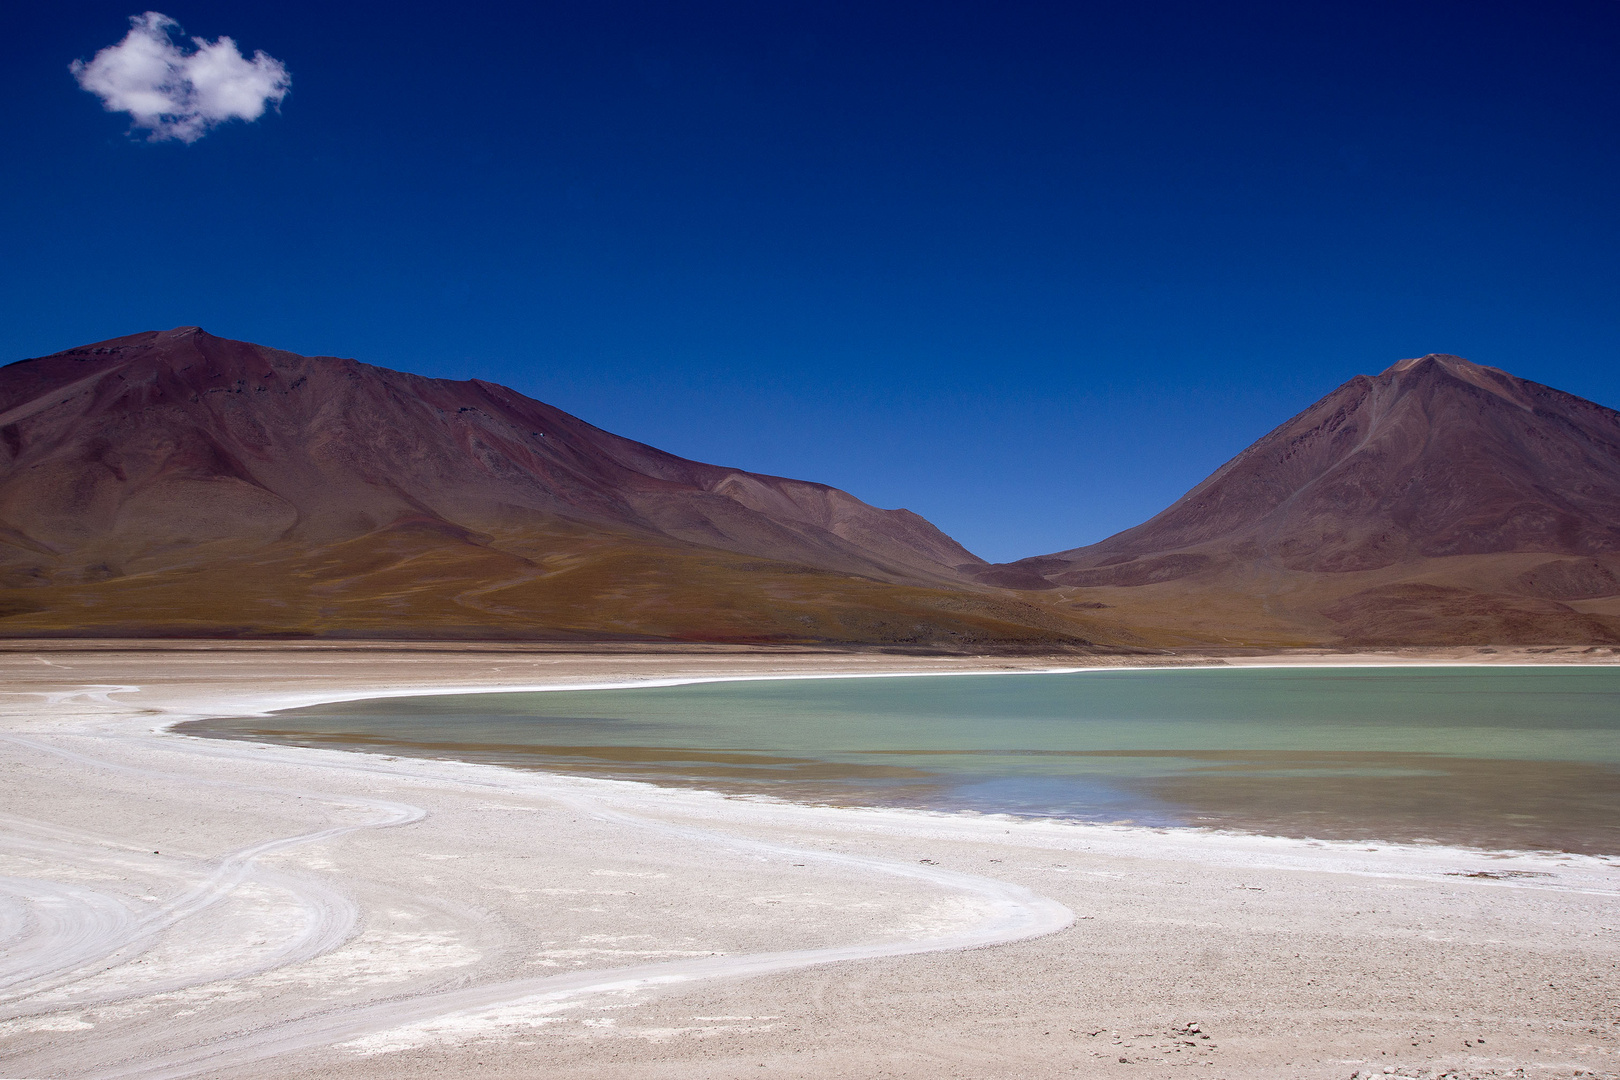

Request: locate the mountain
(988, 354), (1620, 645)
(0, 328), (1104, 645)
(12, 334), (1611, 648)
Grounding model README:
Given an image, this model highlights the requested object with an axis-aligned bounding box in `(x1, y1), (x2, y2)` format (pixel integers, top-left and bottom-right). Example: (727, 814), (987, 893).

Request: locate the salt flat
(0, 642), (1616, 1079)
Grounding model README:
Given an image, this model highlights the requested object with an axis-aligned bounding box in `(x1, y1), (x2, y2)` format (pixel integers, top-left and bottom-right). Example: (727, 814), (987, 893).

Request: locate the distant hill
(0, 328), (1102, 645)
(984, 354), (1620, 645)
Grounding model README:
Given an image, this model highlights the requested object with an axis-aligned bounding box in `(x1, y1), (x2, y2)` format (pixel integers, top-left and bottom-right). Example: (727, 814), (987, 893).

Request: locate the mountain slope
(992, 354), (1620, 645)
(0, 328), (1106, 645)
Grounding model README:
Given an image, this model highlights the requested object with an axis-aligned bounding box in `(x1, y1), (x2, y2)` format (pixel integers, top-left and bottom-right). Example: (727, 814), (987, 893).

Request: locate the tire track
(0, 696), (1073, 1080)
(0, 734), (418, 1014)
(78, 785), (1071, 1080)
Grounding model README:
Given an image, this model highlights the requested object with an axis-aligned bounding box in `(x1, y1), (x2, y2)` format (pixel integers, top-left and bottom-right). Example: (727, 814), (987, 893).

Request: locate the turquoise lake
(186, 666), (1620, 854)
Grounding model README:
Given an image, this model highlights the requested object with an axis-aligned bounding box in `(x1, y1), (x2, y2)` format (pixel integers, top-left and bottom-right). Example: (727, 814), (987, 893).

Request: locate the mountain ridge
(0, 326), (983, 583)
(0, 327), (1116, 646)
(8, 331), (1620, 647)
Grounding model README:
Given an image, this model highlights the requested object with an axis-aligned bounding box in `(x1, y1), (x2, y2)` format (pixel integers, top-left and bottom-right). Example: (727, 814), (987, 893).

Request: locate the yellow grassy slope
(0, 521), (1148, 648)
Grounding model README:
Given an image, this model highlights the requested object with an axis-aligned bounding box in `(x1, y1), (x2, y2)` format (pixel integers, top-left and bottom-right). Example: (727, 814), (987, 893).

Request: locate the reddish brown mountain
(0, 328), (1102, 644)
(989, 355), (1620, 645)
(11, 333), (1610, 647)
(0, 327), (980, 584)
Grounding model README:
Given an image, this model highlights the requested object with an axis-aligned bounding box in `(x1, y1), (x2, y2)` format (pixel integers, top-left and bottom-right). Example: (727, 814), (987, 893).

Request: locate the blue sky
(5, 2), (1620, 561)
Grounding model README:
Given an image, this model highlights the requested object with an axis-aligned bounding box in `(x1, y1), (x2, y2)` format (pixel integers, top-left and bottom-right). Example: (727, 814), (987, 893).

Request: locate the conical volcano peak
(1384, 353), (1485, 375)
(1380, 352), (1530, 408)
(1012, 348), (1620, 578)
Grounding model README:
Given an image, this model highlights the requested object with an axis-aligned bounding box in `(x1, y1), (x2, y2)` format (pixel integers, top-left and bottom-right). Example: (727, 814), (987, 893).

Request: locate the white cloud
(71, 12), (290, 143)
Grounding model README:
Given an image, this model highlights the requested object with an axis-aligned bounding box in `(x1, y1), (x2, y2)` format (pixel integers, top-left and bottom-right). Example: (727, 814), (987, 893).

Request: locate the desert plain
(1, 641), (1617, 1080)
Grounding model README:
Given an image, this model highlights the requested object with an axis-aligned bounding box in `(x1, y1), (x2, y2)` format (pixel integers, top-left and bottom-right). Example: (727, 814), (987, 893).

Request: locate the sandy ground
(0, 641), (1616, 1080)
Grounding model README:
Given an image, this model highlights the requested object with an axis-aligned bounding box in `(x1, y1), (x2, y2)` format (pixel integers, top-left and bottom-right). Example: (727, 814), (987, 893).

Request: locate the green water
(186, 667), (1620, 853)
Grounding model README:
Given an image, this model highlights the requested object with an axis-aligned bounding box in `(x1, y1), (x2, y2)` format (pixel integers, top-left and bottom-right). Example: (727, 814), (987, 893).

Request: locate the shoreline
(178, 653), (1620, 860)
(161, 653), (1620, 723)
(1, 643), (1617, 1078)
(135, 639), (1620, 733)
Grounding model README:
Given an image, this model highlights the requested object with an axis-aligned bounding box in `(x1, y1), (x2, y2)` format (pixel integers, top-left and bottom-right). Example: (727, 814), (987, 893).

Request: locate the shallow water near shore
(185, 666), (1620, 854)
